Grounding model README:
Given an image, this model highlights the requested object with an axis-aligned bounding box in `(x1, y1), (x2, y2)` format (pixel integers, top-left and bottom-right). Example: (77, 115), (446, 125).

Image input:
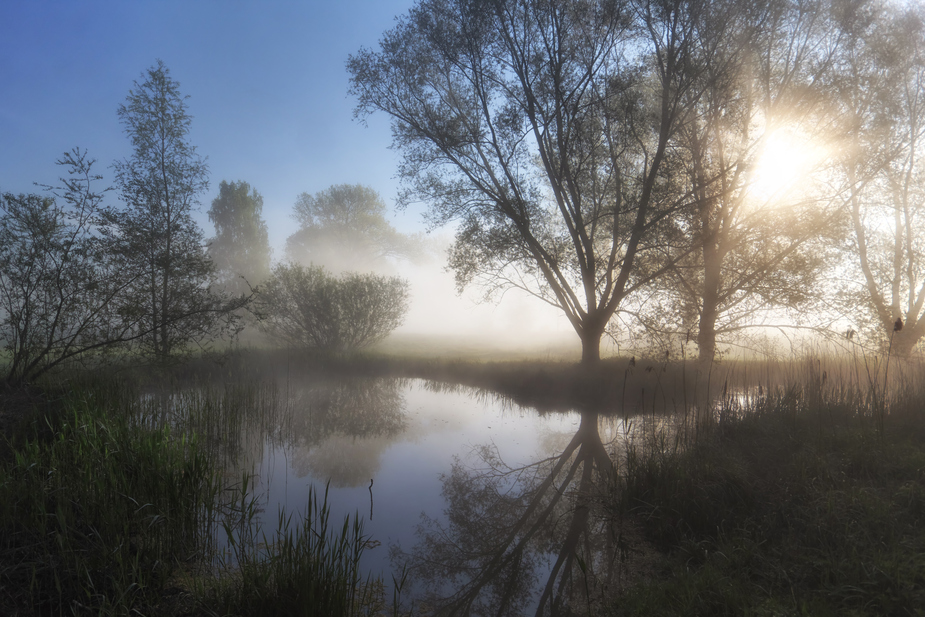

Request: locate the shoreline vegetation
(1, 347), (924, 615)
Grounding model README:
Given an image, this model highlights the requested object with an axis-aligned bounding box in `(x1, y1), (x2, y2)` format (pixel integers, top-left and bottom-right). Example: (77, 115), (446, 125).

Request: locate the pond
(147, 372), (679, 614)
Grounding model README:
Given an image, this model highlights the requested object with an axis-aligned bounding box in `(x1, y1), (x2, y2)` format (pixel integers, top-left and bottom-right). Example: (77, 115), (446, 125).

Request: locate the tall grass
(204, 481), (381, 616)
(609, 356), (925, 616)
(0, 385), (220, 614)
(0, 376), (380, 616)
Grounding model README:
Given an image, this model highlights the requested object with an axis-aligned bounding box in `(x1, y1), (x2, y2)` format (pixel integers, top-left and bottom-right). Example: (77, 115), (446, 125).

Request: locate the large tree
(835, 3), (925, 355)
(285, 183), (419, 274)
(111, 60), (239, 362)
(208, 180), (271, 296)
(349, 0), (729, 363)
(638, 0), (847, 363)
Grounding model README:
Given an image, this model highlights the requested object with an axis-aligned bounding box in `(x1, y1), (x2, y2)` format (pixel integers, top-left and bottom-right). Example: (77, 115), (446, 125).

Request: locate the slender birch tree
(111, 61), (239, 362)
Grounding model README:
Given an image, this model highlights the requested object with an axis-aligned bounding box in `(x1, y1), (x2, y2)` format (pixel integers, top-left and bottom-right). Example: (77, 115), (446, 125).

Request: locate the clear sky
(0, 0), (420, 254)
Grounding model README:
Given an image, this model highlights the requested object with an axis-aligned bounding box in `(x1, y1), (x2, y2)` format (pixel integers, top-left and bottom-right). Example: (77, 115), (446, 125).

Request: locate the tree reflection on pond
(394, 409), (649, 616)
(284, 377), (407, 487)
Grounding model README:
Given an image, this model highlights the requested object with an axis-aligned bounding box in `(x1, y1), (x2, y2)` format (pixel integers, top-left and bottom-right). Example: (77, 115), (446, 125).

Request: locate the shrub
(256, 263), (409, 350)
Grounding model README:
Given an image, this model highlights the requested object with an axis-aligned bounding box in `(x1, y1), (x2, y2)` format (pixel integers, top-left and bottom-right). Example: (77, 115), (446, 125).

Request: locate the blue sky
(0, 0), (420, 255)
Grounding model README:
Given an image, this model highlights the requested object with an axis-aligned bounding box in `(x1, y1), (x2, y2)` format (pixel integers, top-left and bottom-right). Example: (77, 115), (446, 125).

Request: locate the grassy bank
(610, 363), (925, 616)
(0, 378), (380, 616)
(2, 349), (924, 615)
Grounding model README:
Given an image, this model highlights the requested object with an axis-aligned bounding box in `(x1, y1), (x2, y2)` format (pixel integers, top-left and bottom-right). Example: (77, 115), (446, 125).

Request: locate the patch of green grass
(0, 378), (382, 616)
(611, 375), (925, 616)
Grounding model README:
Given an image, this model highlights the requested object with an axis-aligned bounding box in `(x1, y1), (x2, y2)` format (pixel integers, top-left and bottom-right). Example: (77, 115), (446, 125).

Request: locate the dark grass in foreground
(609, 375), (925, 616)
(0, 380), (379, 616)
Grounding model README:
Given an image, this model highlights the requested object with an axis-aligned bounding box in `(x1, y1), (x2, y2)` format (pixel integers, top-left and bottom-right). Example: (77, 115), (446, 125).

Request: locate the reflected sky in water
(251, 380), (582, 565)
(199, 375), (666, 614)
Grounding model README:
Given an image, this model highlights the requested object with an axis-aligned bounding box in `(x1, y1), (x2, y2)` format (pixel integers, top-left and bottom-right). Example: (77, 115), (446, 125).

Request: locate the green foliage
(285, 183), (421, 273)
(257, 263), (410, 351)
(110, 60), (241, 363)
(208, 180), (272, 295)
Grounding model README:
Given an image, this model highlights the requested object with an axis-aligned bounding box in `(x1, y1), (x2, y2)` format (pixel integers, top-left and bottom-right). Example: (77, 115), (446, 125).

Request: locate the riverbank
(1, 349), (924, 614)
(0, 374), (380, 616)
(609, 368), (925, 616)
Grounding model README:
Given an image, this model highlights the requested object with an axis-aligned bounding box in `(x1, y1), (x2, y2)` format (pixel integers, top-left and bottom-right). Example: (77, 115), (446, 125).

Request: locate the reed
(610, 357), (925, 616)
(0, 384), (221, 614)
(0, 376), (381, 616)
(202, 481), (381, 616)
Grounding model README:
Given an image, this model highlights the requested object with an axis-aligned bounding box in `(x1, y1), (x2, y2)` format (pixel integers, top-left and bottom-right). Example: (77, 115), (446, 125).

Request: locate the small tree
(111, 60), (240, 362)
(208, 180), (271, 295)
(0, 151), (131, 386)
(285, 184), (420, 274)
(257, 263), (410, 350)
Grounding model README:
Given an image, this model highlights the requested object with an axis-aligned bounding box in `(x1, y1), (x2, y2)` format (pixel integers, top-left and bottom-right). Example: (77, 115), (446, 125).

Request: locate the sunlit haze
(750, 128), (828, 202)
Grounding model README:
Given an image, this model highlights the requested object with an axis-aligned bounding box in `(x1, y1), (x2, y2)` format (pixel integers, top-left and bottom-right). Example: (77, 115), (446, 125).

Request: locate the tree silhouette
(110, 60), (241, 362)
(349, 0), (727, 363)
(208, 180), (271, 296)
(395, 409), (632, 616)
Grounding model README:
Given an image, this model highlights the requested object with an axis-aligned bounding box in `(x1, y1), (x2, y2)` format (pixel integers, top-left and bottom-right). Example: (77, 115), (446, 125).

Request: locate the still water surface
(195, 375), (664, 614)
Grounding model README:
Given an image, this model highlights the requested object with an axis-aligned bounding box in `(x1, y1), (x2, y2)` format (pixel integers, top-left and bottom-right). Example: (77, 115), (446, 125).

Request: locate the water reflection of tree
(285, 378), (407, 486)
(285, 377), (406, 446)
(396, 410), (628, 616)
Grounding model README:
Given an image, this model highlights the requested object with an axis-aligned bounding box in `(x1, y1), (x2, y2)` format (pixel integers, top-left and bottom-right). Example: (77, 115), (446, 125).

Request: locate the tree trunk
(698, 297), (719, 365)
(579, 320), (605, 364)
(698, 230), (722, 365)
(889, 325), (921, 358)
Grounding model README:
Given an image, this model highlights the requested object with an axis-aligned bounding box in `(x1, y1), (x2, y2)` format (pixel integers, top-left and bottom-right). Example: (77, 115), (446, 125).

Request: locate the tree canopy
(349, 0), (742, 362)
(208, 180), (272, 296)
(350, 0), (925, 360)
(285, 184), (420, 274)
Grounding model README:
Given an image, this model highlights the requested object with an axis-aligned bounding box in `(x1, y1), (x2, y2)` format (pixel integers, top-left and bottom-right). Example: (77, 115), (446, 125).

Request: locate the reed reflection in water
(143, 374), (667, 612)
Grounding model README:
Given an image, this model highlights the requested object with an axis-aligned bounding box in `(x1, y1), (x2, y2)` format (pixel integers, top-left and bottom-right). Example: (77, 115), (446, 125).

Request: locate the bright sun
(749, 129), (823, 202)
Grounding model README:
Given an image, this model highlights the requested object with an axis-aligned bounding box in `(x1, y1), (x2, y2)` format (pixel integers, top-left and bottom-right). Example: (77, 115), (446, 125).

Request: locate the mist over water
(206, 374), (649, 613)
(280, 227), (580, 357)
